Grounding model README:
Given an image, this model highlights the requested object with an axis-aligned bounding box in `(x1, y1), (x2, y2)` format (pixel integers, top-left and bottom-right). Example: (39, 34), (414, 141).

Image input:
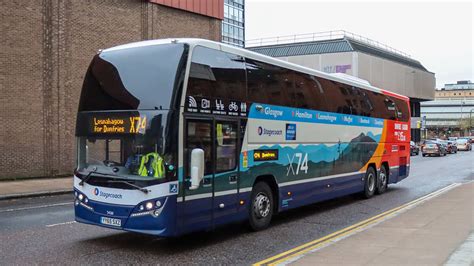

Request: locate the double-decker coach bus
(74, 38), (410, 236)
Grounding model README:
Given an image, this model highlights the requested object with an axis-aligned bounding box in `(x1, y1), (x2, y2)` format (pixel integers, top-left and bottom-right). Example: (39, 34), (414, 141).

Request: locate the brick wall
(0, 0), (221, 179)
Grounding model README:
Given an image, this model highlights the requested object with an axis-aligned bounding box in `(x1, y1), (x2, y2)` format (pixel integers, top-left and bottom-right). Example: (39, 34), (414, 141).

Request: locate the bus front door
(182, 119), (240, 233)
(212, 120), (239, 227)
(182, 119), (214, 233)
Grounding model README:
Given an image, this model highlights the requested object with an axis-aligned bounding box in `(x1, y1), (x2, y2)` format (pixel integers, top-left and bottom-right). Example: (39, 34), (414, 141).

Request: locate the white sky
(245, 0), (473, 88)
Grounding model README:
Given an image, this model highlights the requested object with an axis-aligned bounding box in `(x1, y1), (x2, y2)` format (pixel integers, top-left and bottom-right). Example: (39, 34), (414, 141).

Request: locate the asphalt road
(0, 151), (472, 264)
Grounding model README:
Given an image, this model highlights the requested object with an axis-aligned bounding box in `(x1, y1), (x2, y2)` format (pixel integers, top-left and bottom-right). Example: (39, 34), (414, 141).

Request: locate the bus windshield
(76, 111), (176, 184)
(78, 43), (187, 111)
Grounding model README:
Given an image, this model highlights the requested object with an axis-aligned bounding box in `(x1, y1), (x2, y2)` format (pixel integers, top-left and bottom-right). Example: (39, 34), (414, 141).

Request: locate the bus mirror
(189, 148), (204, 190)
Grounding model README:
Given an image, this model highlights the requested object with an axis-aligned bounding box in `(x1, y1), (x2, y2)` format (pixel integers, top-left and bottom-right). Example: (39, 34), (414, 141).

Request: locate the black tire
(249, 182), (274, 231)
(376, 165), (388, 195)
(422, 154), (426, 157)
(363, 167), (376, 199)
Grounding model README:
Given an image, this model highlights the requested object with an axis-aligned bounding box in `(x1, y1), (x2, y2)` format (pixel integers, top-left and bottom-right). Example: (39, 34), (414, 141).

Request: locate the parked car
(456, 138), (472, 151)
(446, 140), (458, 154)
(410, 141), (419, 156)
(459, 137), (473, 144)
(422, 141), (447, 157)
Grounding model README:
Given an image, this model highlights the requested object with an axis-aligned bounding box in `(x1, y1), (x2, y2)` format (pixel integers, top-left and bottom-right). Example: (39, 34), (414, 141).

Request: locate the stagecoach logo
(93, 188), (123, 199)
(257, 126), (283, 137)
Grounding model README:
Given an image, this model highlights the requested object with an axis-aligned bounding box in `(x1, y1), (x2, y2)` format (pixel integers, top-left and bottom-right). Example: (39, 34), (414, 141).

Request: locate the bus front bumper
(74, 190), (177, 237)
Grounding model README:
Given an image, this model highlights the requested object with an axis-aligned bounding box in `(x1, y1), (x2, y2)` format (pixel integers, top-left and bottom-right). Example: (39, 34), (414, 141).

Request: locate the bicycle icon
(229, 101), (239, 112)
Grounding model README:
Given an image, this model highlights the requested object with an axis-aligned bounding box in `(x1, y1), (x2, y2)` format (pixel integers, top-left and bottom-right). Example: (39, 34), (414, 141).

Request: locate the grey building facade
(421, 81), (474, 137)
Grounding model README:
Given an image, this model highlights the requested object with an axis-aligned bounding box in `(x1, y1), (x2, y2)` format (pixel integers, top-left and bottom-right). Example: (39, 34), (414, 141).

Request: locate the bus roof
(103, 38), (409, 101)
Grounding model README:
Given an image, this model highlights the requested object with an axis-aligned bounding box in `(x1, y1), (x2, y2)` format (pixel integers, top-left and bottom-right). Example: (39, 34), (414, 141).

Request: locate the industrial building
(421, 81), (474, 137)
(247, 31), (436, 142)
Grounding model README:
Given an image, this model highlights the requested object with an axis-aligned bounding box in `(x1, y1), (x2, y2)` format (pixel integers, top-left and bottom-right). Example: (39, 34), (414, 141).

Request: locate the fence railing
(246, 30), (411, 58)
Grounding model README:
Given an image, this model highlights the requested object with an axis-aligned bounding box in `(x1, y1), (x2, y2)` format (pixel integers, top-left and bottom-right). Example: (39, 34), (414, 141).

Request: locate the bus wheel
(363, 167), (376, 199)
(376, 166), (388, 194)
(249, 182), (274, 231)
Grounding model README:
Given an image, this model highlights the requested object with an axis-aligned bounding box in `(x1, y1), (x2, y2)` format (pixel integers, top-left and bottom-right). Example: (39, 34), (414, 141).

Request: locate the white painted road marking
(0, 202), (71, 213)
(46, 221), (76, 227)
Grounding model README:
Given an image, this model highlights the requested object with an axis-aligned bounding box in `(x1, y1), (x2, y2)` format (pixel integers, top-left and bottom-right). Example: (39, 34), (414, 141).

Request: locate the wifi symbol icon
(188, 96), (197, 108)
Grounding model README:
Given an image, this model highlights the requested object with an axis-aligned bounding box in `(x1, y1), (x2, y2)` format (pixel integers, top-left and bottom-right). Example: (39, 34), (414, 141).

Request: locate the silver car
(456, 139), (472, 151)
(422, 141), (447, 157)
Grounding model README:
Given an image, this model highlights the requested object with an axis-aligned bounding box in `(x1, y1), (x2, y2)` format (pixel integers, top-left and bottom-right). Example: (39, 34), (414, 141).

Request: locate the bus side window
(383, 98), (398, 120)
(322, 80), (352, 115)
(391, 97), (410, 122)
(359, 90), (374, 117)
(246, 58), (295, 107)
(187, 46), (246, 102)
(294, 73), (328, 111)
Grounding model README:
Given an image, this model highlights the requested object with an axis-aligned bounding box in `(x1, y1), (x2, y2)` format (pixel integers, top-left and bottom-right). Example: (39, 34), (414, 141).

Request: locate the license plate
(100, 217), (121, 227)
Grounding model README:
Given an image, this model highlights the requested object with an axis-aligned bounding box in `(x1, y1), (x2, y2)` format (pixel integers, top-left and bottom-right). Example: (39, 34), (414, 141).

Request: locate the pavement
(0, 177), (72, 200)
(291, 182), (474, 266)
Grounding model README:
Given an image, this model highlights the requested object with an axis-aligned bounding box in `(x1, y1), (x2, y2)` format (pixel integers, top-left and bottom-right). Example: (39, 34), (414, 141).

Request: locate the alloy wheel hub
(254, 193), (270, 218)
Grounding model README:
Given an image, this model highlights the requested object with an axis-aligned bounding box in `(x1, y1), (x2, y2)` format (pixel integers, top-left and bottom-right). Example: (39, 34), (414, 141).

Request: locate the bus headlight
(78, 194), (84, 201)
(145, 202), (154, 210)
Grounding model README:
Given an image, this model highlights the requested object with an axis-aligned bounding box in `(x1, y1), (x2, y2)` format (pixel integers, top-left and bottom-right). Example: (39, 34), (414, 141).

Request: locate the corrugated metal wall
(149, 0), (224, 20)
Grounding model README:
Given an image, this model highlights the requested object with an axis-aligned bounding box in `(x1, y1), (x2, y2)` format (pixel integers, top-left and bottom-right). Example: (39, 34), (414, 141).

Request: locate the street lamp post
(470, 109), (474, 136)
(460, 101), (465, 136)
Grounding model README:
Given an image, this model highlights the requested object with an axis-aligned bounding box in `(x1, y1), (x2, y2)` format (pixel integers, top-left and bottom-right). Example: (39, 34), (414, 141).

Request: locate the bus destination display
(90, 115), (146, 134)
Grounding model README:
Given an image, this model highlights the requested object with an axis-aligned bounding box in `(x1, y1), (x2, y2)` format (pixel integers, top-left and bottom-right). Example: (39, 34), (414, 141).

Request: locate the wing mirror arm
(189, 148), (205, 190)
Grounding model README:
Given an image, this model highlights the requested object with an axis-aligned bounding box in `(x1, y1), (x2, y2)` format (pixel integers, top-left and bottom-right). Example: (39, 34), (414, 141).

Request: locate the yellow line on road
(253, 183), (460, 266)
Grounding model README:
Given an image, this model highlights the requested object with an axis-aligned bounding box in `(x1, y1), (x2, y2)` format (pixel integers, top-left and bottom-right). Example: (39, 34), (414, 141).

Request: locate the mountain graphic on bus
(245, 132), (380, 183)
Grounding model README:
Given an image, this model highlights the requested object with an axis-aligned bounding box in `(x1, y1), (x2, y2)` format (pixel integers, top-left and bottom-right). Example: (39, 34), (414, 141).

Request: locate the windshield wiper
(78, 170), (124, 186)
(79, 170), (103, 186)
(78, 170), (150, 194)
(106, 180), (150, 194)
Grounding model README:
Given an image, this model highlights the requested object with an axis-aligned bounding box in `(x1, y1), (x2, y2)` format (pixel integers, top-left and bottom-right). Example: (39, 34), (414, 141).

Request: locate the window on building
(224, 5), (229, 17)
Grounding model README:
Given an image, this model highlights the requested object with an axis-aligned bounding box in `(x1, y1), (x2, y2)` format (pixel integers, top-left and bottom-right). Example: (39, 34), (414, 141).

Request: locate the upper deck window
(78, 43), (187, 111)
(187, 46), (246, 102)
